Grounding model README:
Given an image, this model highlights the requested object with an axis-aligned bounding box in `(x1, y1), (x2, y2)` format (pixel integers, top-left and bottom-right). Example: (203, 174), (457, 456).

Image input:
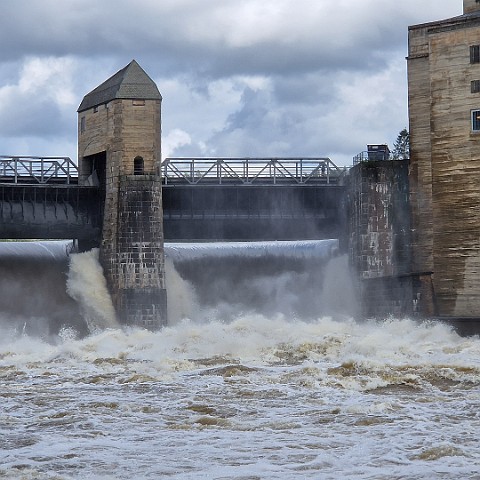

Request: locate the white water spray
(165, 257), (199, 324)
(66, 248), (119, 331)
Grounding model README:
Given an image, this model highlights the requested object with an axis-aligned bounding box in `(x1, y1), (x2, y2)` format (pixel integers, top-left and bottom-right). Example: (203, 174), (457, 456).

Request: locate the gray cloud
(0, 0), (462, 164)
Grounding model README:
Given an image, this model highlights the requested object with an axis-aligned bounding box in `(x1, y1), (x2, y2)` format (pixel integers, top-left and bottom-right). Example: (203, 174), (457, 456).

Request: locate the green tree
(391, 128), (410, 159)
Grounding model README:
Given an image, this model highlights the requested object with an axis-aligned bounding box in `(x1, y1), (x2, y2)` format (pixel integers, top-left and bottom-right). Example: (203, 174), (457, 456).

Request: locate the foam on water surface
(0, 317), (479, 479)
(1, 240), (480, 478)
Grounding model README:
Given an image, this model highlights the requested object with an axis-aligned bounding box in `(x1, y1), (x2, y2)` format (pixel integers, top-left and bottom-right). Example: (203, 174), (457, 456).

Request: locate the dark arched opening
(134, 156), (144, 175)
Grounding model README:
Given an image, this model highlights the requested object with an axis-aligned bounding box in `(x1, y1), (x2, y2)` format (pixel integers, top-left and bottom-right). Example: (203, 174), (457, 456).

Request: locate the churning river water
(1, 242), (480, 479)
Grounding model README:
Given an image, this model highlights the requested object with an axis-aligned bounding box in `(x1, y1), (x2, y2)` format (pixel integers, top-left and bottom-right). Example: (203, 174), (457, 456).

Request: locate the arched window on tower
(134, 156), (144, 175)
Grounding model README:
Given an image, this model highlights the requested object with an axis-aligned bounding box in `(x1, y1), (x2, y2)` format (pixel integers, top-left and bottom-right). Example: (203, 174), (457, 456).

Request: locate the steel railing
(0, 156), (78, 184)
(162, 157), (347, 185)
(0, 155), (349, 185)
(353, 151), (392, 164)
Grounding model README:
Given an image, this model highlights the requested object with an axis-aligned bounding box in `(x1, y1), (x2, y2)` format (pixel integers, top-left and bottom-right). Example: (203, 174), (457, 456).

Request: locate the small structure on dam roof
(77, 60), (167, 329)
(408, 0), (480, 320)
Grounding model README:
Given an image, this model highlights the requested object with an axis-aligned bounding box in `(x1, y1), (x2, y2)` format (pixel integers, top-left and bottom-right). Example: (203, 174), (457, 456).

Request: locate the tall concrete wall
(408, 11), (480, 318)
(407, 25), (433, 280)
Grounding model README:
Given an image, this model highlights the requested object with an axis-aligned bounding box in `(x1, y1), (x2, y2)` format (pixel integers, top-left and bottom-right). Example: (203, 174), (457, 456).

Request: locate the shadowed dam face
(0, 240), (357, 338)
(0, 242), (89, 338)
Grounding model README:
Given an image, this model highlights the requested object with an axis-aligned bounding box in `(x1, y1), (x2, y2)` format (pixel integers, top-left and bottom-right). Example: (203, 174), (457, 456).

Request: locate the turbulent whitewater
(0, 241), (479, 479)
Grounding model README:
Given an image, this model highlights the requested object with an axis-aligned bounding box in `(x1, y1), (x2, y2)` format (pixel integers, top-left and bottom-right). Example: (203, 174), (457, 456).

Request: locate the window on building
(93, 106), (98, 113)
(472, 110), (480, 131)
(134, 156), (144, 175)
(132, 99), (145, 106)
(471, 45), (480, 63)
(80, 116), (86, 134)
(472, 80), (480, 93)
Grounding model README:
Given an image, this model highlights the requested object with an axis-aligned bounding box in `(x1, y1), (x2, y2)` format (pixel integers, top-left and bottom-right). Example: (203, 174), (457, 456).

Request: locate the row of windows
(470, 46), (480, 131)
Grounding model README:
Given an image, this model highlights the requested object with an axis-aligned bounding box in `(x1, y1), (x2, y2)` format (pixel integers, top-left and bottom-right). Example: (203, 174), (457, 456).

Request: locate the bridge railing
(162, 157), (347, 185)
(0, 156), (78, 184)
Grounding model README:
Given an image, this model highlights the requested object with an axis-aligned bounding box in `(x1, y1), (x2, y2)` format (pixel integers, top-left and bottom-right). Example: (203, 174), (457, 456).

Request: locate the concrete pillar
(105, 175), (167, 328)
(347, 159), (415, 318)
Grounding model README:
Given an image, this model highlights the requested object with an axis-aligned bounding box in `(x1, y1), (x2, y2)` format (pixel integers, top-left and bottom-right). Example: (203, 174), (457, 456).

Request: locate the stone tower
(77, 60), (167, 329)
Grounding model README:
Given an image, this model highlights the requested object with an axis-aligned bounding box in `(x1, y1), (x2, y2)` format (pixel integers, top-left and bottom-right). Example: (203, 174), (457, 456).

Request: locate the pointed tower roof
(78, 60), (161, 112)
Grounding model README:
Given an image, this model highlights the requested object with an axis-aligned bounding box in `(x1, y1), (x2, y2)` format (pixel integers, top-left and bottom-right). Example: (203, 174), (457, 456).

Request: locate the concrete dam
(1, 58), (480, 335)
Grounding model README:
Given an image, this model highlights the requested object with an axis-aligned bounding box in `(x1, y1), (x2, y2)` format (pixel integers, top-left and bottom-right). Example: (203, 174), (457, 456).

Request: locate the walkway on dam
(0, 156), (347, 186)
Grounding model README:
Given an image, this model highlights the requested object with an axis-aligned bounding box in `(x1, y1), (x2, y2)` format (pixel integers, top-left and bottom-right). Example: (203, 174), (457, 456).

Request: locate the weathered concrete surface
(347, 160), (412, 318)
(408, 6), (480, 318)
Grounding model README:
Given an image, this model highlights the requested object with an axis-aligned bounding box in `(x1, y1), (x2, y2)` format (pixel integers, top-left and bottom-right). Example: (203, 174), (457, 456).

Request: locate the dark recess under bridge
(0, 156), (348, 243)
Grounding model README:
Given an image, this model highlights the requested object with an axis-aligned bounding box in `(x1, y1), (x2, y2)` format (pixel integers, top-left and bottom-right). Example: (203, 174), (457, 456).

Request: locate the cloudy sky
(0, 0), (462, 166)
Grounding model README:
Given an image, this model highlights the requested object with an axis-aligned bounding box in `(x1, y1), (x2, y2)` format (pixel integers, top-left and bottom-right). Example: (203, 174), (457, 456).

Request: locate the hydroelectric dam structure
(2, 58), (480, 334)
(0, 155), (347, 329)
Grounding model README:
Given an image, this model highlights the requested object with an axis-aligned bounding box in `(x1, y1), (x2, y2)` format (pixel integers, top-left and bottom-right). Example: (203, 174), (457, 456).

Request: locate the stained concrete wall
(347, 160), (413, 318)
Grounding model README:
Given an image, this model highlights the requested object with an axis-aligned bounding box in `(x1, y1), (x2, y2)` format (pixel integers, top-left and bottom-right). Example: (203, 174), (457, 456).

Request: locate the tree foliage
(391, 128), (410, 160)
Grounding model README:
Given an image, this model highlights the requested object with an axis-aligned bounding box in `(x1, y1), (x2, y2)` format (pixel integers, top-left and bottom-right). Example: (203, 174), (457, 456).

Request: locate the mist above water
(0, 241), (88, 338)
(169, 249), (357, 324)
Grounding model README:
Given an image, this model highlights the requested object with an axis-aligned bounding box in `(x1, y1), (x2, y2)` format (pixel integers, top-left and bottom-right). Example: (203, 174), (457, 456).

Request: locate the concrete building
(408, 0), (480, 318)
(77, 60), (167, 328)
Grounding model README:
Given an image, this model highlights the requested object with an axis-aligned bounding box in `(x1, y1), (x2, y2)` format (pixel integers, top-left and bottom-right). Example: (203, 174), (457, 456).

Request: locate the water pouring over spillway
(0, 239), (354, 337)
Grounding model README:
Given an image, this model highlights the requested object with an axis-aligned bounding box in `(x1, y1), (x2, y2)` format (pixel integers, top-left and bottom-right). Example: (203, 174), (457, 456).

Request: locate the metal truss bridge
(0, 156), (78, 184)
(162, 157), (347, 186)
(0, 156), (348, 242)
(0, 156), (348, 186)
